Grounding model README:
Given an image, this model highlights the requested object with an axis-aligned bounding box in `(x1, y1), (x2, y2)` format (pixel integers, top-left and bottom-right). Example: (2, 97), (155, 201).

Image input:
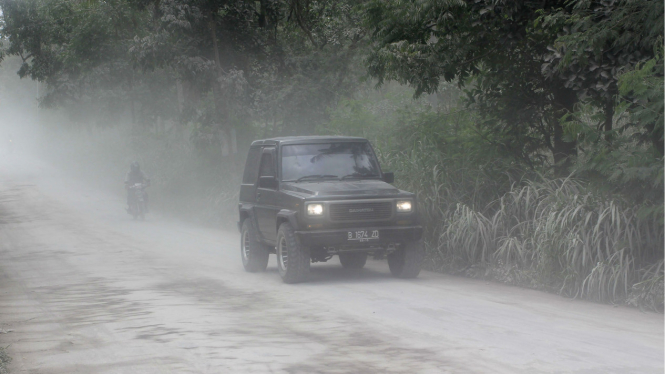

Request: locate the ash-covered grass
(380, 138), (663, 312)
(429, 179), (664, 312)
(0, 345), (11, 374)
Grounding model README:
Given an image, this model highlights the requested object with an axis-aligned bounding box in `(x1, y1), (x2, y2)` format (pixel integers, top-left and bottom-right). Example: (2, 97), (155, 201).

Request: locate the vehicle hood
(281, 180), (404, 197)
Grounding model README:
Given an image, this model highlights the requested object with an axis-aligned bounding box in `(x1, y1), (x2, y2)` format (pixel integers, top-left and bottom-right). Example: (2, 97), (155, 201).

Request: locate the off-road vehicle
(238, 136), (424, 283)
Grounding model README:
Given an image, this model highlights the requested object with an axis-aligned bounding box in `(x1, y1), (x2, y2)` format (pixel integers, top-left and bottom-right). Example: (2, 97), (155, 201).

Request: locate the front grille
(329, 201), (392, 222)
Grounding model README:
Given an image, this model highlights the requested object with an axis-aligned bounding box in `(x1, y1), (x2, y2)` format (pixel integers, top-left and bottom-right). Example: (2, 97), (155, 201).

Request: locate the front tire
(241, 219), (269, 272)
(276, 223), (310, 283)
(339, 252), (368, 269)
(388, 241), (424, 278)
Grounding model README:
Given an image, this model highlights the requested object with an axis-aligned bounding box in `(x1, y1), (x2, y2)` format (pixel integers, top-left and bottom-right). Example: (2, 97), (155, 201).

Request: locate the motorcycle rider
(125, 161), (150, 213)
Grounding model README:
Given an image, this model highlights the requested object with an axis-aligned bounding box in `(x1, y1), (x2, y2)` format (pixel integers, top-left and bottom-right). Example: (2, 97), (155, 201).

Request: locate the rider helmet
(131, 161), (140, 172)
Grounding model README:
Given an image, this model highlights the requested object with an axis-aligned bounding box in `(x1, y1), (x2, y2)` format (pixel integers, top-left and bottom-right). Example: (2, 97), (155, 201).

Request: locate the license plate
(347, 230), (379, 242)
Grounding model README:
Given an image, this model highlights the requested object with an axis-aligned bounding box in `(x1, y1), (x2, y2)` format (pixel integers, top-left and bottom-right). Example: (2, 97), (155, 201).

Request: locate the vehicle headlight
(396, 200), (412, 212)
(307, 203), (324, 216)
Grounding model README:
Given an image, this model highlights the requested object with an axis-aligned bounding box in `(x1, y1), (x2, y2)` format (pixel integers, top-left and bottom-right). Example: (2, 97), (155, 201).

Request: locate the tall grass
(437, 178), (664, 311)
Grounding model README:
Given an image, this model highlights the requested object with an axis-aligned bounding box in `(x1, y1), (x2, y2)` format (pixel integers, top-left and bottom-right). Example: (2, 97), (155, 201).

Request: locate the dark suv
(238, 136), (424, 283)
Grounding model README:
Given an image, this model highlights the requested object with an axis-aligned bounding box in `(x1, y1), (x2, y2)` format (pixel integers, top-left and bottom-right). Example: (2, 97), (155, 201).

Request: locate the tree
(365, 1), (579, 173)
(364, 0), (663, 175)
(127, 0), (370, 145)
(540, 0), (664, 150)
(0, 0), (148, 125)
(0, 0), (368, 137)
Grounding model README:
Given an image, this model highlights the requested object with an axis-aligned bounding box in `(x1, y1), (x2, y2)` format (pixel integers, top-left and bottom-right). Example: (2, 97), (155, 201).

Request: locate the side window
(242, 147), (261, 184)
(259, 151), (275, 178)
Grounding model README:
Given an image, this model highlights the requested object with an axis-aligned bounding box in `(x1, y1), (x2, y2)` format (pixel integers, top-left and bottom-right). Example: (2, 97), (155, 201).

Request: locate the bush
(436, 178), (664, 311)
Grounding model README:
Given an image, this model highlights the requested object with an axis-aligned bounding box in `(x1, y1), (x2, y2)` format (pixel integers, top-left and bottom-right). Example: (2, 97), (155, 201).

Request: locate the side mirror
(259, 175), (278, 189)
(383, 172), (394, 184)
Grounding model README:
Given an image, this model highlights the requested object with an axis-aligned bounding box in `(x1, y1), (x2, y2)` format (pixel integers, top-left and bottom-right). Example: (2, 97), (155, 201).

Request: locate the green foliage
(0, 0), (369, 134)
(540, 0), (663, 76)
(0, 0), (144, 105)
(538, 0), (663, 168)
(364, 0), (584, 173)
(125, 0), (370, 135)
(559, 49), (664, 221)
(618, 49), (664, 156)
(365, 0), (664, 175)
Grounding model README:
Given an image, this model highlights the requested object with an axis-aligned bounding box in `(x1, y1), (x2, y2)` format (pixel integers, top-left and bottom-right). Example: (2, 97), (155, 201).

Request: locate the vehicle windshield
(281, 142), (381, 182)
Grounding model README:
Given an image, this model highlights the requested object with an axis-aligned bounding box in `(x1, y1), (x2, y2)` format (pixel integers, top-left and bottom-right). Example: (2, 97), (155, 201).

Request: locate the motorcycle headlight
(307, 203), (324, 216)
(396, 200), (412, 212)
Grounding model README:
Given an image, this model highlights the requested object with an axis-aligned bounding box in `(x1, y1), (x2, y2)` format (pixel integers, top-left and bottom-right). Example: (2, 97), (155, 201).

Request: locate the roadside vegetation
(0, 0), (662, 310)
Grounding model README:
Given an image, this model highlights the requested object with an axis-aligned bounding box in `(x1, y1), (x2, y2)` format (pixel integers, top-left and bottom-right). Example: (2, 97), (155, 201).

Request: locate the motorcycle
(127, 183), (148, 220)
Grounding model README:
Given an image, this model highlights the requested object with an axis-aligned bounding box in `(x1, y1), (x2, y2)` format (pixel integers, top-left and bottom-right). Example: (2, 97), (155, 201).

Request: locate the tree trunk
(129, 72), (136, 126)
(210, 16), (222, 76)
(646, 122), (664, 156)
(257, 0), (267, 28)
(552, 122), (576, 170)
(552, 85), (578, 176)
(603, 95), (614, 143)
(603, 99), (613, 132)
(209, 12), (236, 166)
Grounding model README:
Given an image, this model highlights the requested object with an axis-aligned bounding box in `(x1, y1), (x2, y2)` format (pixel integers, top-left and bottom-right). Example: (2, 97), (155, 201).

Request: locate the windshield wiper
(341, 173), (378, 180)
(295, 174), (338, 182)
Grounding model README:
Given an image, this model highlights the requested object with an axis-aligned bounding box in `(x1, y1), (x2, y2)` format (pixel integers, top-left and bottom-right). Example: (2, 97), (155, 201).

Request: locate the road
(0, 154), (662, 374)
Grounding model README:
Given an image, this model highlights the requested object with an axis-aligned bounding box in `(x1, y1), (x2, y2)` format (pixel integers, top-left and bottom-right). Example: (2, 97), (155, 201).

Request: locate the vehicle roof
(250, 136), (368, 147)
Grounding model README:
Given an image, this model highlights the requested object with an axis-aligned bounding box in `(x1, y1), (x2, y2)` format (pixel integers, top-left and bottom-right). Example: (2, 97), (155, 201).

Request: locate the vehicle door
(240, 146), (261, 204)
(255, 147), (279, 244)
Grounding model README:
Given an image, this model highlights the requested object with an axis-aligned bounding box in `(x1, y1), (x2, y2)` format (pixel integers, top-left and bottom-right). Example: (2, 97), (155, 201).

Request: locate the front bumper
(295, 225), (422, 247)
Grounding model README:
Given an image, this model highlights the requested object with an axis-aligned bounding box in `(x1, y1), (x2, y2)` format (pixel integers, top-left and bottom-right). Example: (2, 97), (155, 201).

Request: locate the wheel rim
(278, 236), (288, 271)
(241, 230), (250, 262)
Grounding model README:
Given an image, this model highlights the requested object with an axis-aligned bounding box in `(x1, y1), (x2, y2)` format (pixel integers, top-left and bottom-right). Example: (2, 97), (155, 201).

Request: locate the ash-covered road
(0, 155), (662, 374)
